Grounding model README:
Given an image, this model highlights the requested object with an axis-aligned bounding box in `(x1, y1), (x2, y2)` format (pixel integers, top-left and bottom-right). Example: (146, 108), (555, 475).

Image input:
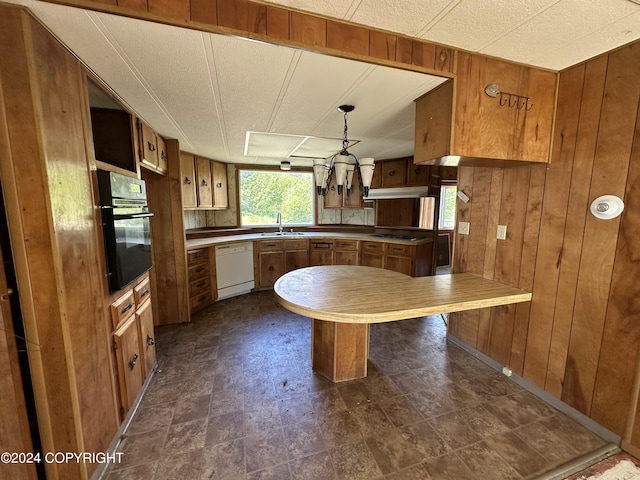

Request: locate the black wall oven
(97, 169), (153, 293)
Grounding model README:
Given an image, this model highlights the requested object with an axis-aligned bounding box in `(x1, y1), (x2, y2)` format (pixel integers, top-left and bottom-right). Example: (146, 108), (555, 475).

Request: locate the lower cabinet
(255, 239), (309, 288)
(309, 240), (334, 266)
(360, 241), (418, 276)
(334, 239), (359, 266)
(187, 247), (216, 312)
(110, 276), (157, 419)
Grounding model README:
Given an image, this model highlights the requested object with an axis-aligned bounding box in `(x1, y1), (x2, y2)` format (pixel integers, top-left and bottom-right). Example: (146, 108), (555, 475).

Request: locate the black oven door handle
(112, 212), (155, 220)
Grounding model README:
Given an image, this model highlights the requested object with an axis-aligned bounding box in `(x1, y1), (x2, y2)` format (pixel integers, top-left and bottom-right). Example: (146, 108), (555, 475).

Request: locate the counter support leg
(311, 319), (369, 382)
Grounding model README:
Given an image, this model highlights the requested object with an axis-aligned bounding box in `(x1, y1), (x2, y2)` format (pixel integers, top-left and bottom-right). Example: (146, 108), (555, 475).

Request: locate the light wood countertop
(274, 266), (532, 323)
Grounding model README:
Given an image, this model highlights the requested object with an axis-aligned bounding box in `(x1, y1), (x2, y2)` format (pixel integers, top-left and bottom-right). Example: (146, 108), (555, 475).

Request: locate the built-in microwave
(97, 169), (154, 293)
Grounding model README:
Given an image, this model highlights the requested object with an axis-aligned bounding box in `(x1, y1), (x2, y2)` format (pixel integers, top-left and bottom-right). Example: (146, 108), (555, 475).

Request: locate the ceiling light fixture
(313, 105), (375, 197)
(590, 195), (625, 220)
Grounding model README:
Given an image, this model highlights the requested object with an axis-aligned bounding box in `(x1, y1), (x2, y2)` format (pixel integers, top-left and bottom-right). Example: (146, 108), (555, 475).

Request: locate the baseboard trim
(446, 334), (621, 445)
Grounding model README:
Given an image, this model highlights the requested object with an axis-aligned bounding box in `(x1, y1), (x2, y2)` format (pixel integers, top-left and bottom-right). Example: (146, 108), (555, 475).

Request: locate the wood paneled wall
(40, 0), (455, 77)
(0, 6), (119, 479)
(449, 40), (640, 443)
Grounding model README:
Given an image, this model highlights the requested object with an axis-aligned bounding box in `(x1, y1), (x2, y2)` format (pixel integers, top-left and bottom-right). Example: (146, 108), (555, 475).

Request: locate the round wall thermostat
(590, 195), (624, 220)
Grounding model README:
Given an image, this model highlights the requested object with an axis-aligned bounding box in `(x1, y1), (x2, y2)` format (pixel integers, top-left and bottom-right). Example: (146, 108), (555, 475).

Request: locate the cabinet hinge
(113, 341), (118, 351)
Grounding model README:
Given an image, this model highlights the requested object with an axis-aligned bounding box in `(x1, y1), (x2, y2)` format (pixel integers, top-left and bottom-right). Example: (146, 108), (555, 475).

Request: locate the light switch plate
(458, 221), (470, 235)
(497, 225), (507, 240)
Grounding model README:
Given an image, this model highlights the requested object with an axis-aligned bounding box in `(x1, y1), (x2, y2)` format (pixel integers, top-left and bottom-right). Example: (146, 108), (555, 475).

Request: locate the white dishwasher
(215, 243), (255, 300)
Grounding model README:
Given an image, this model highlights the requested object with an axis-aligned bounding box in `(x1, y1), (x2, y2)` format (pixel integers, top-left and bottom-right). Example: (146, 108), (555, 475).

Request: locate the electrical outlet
(458, 221), (470, 235)
(497, 225), (507, 240)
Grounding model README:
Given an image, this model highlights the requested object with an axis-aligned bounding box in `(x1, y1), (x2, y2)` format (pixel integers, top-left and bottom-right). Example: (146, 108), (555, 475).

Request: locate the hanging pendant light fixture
(312, 105), (375, 197)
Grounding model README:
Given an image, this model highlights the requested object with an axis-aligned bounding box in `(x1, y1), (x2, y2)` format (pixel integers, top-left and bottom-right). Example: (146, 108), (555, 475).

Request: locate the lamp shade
(345, 163), (355, 192)
(313, 159), (327, 196)
(333, 154), (350, 194)
(358, 158), (375, 196)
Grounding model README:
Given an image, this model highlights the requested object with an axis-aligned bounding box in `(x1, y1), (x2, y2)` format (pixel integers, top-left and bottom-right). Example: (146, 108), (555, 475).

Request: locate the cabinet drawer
(385, 243), (413, 257)
(188, 263), (209, 281)
(361, 241), (383, 253)
(334, 239), (358, 251)
(190, 291), (212, 312)
(256, 240), (283, 252)
(310, 240), (333, 250)
(187, 248), (209, 265)
(133, 277), (151, 307)
(189, 276), (211, 297)
(110, 290), (136, 330)
(284, 239), (308, 250)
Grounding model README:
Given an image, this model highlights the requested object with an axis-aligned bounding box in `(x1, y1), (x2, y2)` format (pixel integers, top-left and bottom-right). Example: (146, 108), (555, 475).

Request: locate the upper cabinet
(414, 52), (557, 166)
(180, 152), (228, 210)
(138, 120), (167, 175)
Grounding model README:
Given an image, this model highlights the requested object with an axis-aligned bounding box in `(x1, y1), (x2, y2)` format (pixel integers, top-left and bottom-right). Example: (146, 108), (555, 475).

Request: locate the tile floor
(104, 291), (609, 480)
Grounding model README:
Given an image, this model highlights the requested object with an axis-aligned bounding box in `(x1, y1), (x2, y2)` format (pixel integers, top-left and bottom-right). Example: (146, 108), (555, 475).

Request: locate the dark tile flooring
(104, 291), (609, 480)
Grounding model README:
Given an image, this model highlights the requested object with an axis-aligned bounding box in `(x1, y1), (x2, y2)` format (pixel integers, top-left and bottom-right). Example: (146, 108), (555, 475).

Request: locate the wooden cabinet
(406, 164), (431, 186)
(195, 156), (213, 208)
(255, 239), (309, 287)
(385, 242), (414, 276)
(310, 240), (334, 266)
(284, 239), (309, 273)
(180, 152), (197, 208)
(89, 106), (137, 173)
(212, 160), (228, 209)
(111, 276), (157, 417)
(138, 120), (167, 174)
(334, 239), (359, 266)
(180, 153), (228, 209)
(187, 247), (214, 311)
(414, 52), (556, 165)
(323, 172), (364, 209)
(379, 158), (407, 187)
(360, 241), (384, 269)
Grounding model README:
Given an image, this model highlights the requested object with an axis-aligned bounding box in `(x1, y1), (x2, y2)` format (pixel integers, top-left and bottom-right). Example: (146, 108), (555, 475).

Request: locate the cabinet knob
(201, 179), (208, 187)
(146, 335), (155, 346)
(389, 170), (396, 176)
(129, 353), (139, 370)
(185, 177), (191, 185)
(269, 266), (274, 271)
(147, 141), (156, 152)
(216, 182), (222, 188)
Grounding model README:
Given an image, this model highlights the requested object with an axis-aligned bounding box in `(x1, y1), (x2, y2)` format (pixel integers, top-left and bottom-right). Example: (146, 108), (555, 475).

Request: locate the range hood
(364, 186), (429, 200)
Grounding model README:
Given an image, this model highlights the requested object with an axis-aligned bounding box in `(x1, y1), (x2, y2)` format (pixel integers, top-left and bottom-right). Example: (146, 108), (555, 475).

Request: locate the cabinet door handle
(161, 152), (168, 161)
(201, 179), (208, 187)
(140, 288), (150, 299)
(121, 303), (134, 315)
(147, 141), (156, 152)
(389, 170), (395, 176)
(216, 182), (222, 188)
(146, 335), (155, 346)
(129, 353), (139, 370)
(196, 281), (206, 288)
(185, 177), (191, 185)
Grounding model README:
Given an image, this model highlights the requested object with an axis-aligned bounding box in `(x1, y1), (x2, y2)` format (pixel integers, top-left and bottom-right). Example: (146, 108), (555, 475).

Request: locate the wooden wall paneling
(369, 30), (396, 61)
(510, 164), (546, 375)
(395, 36), (412, 64)
(144, 140), (190, 325)
(448, 166), (474, 340)
(117, 0), (148, 13)
(0, 72), (37, 480)
(266, 5), (289, 40)
(435, 45), (453, 73)
(216, 0), (266, 34)
(31, 16), (119, 477)
(411, 41), (436, 70)
(593, 99), (640, 439)
(563, 44), (640, 416)
(477, 168), (503, 354)
(0, 8), (121, 478)
(521, 64), (585, 389)
(327, 20), (369, 56)
(487, 166), (529, 365)
(148, 0), (190, 20)
(290, 11), (326, 47)
(190, 0), (216, 25)
(545, 57), (607, 399)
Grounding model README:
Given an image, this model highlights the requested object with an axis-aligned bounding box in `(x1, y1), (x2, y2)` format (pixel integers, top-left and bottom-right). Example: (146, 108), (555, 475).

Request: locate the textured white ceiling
(7, 0), (640, 167)
(266, 0), (640, 70)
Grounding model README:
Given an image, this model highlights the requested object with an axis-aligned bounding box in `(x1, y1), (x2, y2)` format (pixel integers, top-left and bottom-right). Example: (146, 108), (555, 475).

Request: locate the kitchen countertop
(185, 231), (434, 250)
(274, 266), (532, 324)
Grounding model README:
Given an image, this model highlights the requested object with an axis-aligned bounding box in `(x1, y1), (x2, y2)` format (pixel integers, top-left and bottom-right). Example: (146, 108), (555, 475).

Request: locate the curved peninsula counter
(274, 265), (532, 382)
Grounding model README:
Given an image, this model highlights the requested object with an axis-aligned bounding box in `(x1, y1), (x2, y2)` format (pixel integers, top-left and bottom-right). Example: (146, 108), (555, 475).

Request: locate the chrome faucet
(276, 210), (283, 233)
